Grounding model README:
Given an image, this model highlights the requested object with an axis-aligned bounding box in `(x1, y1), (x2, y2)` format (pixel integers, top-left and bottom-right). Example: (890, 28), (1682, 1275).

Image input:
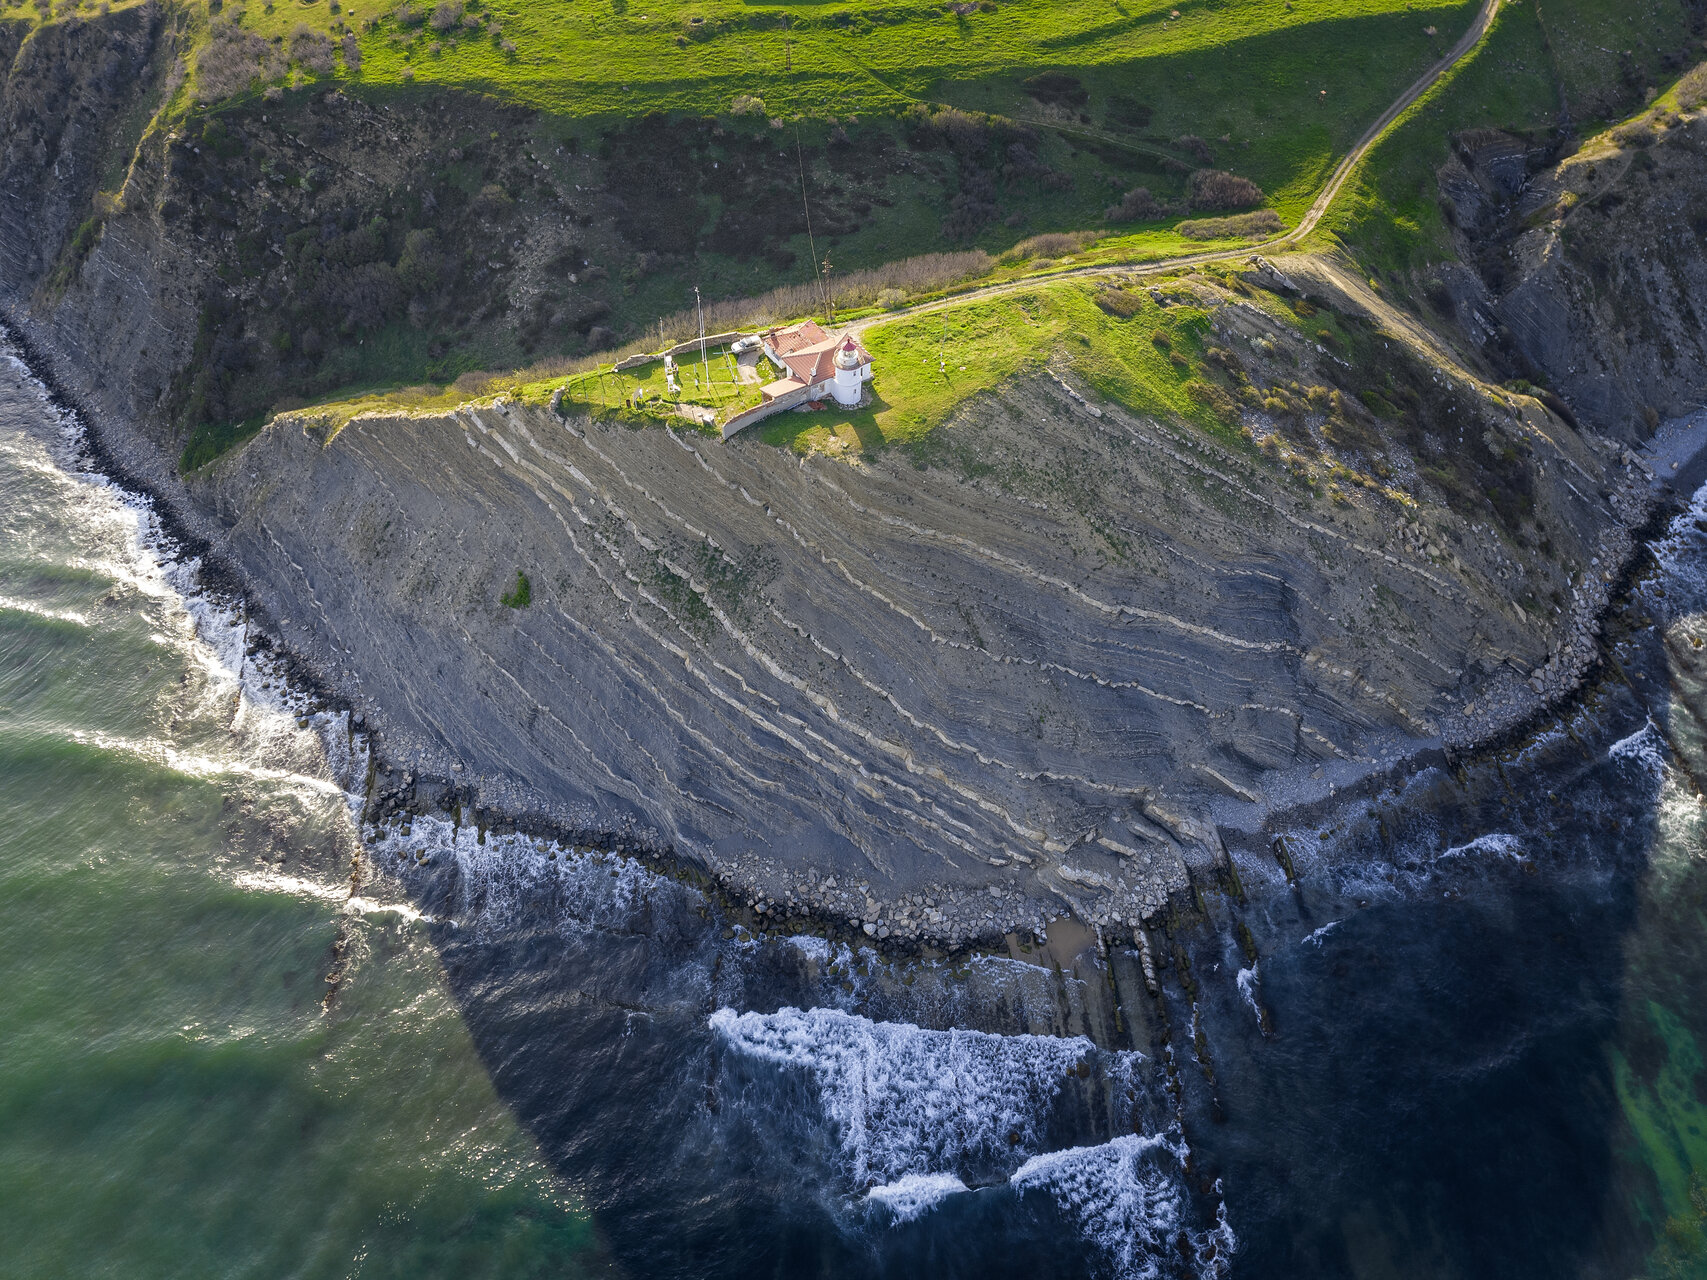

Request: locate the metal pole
(696, 285), (710, 400)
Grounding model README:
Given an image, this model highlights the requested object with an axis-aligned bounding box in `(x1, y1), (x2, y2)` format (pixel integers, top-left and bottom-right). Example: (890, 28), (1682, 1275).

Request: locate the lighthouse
(832, 337), (865, 407)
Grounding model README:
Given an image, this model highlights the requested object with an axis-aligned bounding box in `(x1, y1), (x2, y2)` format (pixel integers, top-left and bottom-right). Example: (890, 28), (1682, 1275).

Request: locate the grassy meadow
(12, 0), (1703, 464)
(755, 277), (1225, 452)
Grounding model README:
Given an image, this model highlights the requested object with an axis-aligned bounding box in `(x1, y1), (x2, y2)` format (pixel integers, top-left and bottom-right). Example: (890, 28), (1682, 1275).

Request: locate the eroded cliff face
(1440, 110), (1707, 436)
(181, 330), (1624, 938)
(0, 7), (1686, 936)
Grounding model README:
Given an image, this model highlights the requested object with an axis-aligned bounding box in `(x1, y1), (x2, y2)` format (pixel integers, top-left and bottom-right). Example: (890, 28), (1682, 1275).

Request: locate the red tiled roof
(763, 320), (831, 356)
(761, 323), (872, 387)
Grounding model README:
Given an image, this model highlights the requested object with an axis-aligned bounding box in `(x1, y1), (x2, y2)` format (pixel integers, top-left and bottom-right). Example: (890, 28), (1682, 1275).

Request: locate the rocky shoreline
(13, 304), (1704, 963)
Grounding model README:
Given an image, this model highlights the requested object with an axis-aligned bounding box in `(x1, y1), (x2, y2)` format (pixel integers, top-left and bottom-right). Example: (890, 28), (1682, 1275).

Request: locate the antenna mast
(696, 285), (710, 399)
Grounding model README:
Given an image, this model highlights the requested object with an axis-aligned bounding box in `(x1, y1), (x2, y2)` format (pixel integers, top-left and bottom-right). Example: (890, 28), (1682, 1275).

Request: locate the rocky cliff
(3, 9), (1702, 940)
(1438, 105), (1707, 436)
(180, 329), (1624, 941)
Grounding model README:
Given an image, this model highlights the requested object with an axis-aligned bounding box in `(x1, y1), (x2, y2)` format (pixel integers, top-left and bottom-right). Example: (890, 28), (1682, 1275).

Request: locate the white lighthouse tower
(832, 338), (865, 406)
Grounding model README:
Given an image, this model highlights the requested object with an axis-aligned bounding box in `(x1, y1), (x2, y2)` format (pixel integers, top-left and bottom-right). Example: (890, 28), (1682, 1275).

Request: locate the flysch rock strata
(187, 372), (1615, 941)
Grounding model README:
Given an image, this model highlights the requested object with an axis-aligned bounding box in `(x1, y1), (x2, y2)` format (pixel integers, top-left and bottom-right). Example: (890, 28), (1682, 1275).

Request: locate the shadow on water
(401, 825), (1222, 1278)
(391, 494), (1707, 1279)
(1180, 487), (1707, 1279)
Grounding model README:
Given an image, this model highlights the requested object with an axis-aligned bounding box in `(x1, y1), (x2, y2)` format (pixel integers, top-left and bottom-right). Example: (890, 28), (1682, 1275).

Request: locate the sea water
(6, 327), (1707, 1279)
(0, 343), (607, 1279)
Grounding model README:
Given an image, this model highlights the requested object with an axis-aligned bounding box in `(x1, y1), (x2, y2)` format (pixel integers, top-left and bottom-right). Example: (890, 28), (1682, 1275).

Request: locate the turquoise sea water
(0, 351), (606, 1279)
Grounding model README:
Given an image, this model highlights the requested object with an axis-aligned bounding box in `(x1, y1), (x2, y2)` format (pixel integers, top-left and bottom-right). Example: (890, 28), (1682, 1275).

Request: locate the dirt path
(850, 0), (1502, 337)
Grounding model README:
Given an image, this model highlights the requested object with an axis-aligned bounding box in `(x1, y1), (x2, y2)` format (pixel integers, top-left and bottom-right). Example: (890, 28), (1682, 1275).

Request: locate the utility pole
(695, 285), (710, 401)
(822, 255), (835, 325)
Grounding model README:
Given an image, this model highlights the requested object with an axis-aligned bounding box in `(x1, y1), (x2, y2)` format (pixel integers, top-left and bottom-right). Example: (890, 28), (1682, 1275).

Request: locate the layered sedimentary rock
(1, 5), (1698, 936)
(185, 363), (1614, 935)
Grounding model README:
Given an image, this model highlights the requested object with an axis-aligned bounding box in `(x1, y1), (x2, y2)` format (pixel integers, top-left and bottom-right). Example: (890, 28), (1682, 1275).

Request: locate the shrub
(1186, 378), (1239, 424)
(1187, 169), (1264, 210)
(1150, 328), (1171, 348)
(290, 27), (337, 75)
(1176, 209), (1283, 240)
(500, 570), (532, 609)
(877, 287), (907, 310)
(474, 183), (514, 214)
(1175, 134), (1214, 165)
(429, 0), (460, 31)
(1611, 119), (1657, 148)
(1678, 61), (1707, 109)
(1104, 186), (1164, 223)
(396, 2), (425, 26)
(1001, 230), (1096, 262)
(341, 33), (362, 72)
(1023, 71), (1087, 108)
(1094, 288), (1143, 317)
(196, 19), (285, 99)
(730, 93), (766, 116)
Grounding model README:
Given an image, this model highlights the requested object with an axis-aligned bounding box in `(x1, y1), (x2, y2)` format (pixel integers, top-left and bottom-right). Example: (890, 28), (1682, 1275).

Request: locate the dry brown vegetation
(1677, 60), (1707, 109)
(1104, 186), (1166, 223)
(1000, 231), (1098, 261)
(667, 250), (996, 338)
(1176, 209), (1283, 239)
(1187, 168), (1265, 210)
(195, 19), (284, 100)
(290, 26), (336, 76)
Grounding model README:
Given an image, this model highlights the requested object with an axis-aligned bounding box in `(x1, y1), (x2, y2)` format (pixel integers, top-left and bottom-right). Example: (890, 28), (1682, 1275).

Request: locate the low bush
(1176, 210), (1283, 240)
(1678, 61), (1707, 109)
(196, 19), (285, 99)
(1186, 378), (1239, 424)
(1104, 186), (1165, 223)
(1187, 169), (1265, 211)
(1175, 134), (1215, 165)
(500, 570), (532, 609)
(1000, 230), (1096, 262)
(290, 27), (337, 75)
(1094, 288), (1143, 317)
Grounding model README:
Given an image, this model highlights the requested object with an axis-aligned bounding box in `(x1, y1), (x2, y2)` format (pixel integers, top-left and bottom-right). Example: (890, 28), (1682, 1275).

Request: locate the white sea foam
(1235, 966), (1262, 1029)
(1610, 719), (1669, 777)
(865, 1172), (970, 1222)
(373, 813), (677, 940)
(1302, 920), (1341, 947)
(1010, 1132), (1210, 1280)
(710, 1005), (1089, 1186)
(0, 594), (90, 626)
(1439, 832), (1525, 861)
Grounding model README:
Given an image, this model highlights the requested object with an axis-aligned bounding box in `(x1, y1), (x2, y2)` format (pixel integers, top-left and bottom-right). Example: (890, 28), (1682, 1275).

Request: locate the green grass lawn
(185, 0), (1485, 240)
(554, 346), (763, 420)
(756, 276), (1223, 451)
(230, 0), (1470, 126)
